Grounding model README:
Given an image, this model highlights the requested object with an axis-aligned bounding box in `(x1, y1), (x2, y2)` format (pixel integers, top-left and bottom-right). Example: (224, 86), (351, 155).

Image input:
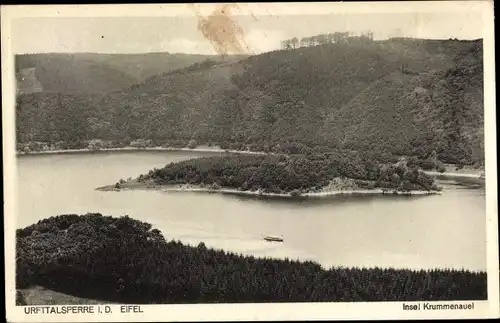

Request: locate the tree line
(281, 31), (374, 50)
(16, 214), (487, 304)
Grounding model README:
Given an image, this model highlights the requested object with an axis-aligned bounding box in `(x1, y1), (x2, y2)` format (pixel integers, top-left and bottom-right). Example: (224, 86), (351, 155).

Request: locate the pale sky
(11, 12), (483, 55)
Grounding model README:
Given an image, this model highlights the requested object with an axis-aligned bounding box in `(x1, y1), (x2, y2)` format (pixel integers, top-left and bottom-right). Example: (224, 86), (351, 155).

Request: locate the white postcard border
(2, 2), (498, 322)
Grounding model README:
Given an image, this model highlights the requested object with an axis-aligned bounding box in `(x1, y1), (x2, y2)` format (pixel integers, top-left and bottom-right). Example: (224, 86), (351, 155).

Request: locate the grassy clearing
(17, 286), (113, 305)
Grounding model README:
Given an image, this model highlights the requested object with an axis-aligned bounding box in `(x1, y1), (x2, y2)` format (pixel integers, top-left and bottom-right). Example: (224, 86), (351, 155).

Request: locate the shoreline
(16, 146), (267, 156)
(17, 146), (484, 180)
(96, 183), (442, 198)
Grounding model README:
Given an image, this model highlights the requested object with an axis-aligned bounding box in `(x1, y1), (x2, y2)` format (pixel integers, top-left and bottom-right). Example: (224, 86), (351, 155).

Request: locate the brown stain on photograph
(190, 4), (251, 55)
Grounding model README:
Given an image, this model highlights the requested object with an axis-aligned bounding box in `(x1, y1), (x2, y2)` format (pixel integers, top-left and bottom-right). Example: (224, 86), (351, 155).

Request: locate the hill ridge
(15, 52), (248, 94)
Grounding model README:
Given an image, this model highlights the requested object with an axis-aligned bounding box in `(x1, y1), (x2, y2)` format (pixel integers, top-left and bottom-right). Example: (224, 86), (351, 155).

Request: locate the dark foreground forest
(17, 214), (487, 304)
(121, 153), (441, 195)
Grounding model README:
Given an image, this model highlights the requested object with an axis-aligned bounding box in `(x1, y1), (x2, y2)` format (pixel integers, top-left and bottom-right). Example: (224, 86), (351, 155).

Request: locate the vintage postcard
(2, 1), (499, 321)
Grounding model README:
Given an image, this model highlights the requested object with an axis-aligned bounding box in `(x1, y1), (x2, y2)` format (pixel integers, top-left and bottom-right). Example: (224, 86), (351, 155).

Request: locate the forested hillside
(17, 214), (487, 303)
(15, 38), (484, 165)
(327, 41), (484, 164)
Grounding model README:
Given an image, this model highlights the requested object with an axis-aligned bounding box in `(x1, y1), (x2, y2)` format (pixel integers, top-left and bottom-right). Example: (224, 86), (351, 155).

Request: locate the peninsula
(96, 154), (442, 197)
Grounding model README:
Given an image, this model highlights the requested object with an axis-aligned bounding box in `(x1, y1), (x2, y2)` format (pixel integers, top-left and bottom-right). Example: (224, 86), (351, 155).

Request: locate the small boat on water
(263, 235), (284, 242)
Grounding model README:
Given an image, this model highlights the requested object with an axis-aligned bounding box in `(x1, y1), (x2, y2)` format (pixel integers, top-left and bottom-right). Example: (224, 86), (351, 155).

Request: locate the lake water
(16, 151), (486, 271)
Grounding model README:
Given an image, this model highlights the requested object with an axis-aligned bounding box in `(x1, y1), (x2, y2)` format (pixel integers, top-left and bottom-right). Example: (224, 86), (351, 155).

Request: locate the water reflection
(225, 191), (434, 206)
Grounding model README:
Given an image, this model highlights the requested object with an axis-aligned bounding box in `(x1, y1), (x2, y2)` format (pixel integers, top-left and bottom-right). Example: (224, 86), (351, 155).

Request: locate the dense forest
(17, 214), (487, 304)
(129, 153), (440, 194)
(15, 38), (484, 166)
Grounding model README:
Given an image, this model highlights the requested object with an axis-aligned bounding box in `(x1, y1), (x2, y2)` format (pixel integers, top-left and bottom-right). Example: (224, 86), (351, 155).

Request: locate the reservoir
(16, 151), (486, 271)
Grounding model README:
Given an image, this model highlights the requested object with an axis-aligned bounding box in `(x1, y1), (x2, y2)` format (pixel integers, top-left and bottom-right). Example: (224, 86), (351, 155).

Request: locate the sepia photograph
(2, 2), (499, 321)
